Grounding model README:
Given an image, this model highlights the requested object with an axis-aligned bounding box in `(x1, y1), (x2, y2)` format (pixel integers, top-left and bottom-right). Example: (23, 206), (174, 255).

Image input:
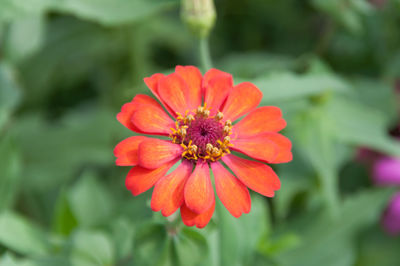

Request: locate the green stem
(199, 37), (212, 70)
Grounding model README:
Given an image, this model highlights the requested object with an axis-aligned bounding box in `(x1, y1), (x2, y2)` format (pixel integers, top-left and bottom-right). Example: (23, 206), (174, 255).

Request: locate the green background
(1, 0), (400, 265)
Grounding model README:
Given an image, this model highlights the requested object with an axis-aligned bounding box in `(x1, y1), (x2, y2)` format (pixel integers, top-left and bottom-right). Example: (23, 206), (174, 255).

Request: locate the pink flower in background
(382, 193), (400, 236)
(372, 157), (400, 186)
(371, 156), (400, 236)
(360, 82), (400, 236)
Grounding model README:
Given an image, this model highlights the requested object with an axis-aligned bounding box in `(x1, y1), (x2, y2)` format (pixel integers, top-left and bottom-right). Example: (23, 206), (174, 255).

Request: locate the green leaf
(0, 0), (177, 25)
(218, 52), (296, 79)
(311, 0), (372, 34)
(326, 96), (400, 157)
(67, 170), (113, 227)
(294, 106), (342, 216)
(110, 218), (134, 262)
(0, 62), (21, 130)
(70, 230), (114, 266)
(52, 191), (78, 236)
(54, 0), (178, 26)
(216, 194), (270, 266)
(0, 211), (50, 256)
(0, 135), (20, 211)
(351, 79), (397, 119)
(174, 228), (208, 266)
(4, 16), (45, 63)
(274, 188), (394, 266)
(253, 71), (351, 104)
(356, 226), (400, 266)
(11, 108), (122, 191)
(0, 253), (69, 266)
(134, 223), (169, 266)
(0, 0), (54, 22)
(0, 253), (34, 266)
(275, 155), (314, 221)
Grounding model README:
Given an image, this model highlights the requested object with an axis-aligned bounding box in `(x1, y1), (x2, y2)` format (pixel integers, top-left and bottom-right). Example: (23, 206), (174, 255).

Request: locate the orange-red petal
(138, 139), (182, 169)
(151, 160), (193, 216)
(184, 162), (215, 214)
(175, 65), (202, 110)
(211, 162), (251, 218)
(158, 73), (190, 115)
(264, 133), (293, 163)
(114, 136), (149, 166)
(202, 68), (232, 88)
(204, 73), (233, 115)
(180, 201), (215, 229)
(233, 106), (287, 137)
(231, 136), (279, 163)
(144, 73), (176, 116)
(144, 73), (165, 99)
(131, 100), (175, 136)
(222, 82), (262, 121)
(116, 94), (160, 132)
(125, 159), (178, 196)
(222, 155), (280, 197)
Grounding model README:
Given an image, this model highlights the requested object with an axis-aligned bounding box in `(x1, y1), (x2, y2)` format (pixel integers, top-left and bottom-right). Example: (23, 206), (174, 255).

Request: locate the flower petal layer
(117, 94), (160, 132)
(175, 65), (202, 110)
(158, 73), (190, 116)
(144, 73), (165, 99)
(231, 136), (279, 163)
(125, 159), (178, 196)
(202, 68), (232, 88)
(211, 162), (251, 217)
(138, 139), (182, 169)
(264, 133), (293, 164)
(144, 73), (175, 116)
(184, 162), (215, 214)
(221, 82), (262, 122)
(114, 136), (149, 166)
(131, 100), (175, 136)
(233, 106), (287, 137)
(222, 155), (280, 197)
(204, 73), (233, 115)
(151, 160), (193, 216)
(180, 202), (215, 229)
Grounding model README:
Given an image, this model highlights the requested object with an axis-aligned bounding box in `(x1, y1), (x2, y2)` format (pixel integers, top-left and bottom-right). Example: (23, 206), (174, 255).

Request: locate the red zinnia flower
(114, 66), (292, 228)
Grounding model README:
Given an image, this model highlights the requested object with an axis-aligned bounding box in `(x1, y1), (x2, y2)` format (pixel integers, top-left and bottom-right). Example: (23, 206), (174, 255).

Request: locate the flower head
(114, 66), (292, 228)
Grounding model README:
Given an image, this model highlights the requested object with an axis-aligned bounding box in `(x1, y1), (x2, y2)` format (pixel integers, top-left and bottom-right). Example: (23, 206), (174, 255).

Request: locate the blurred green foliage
(1, 0), (400, 265)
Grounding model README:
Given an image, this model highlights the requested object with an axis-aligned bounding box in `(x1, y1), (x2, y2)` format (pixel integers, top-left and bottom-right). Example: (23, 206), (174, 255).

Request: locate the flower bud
(181, 0), (216, 38)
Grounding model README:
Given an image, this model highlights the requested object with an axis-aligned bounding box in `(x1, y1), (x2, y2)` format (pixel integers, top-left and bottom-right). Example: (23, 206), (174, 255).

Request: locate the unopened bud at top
(181, 0), (216, 38)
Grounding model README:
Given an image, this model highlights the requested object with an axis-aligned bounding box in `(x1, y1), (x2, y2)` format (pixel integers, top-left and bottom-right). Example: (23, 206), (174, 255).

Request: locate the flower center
(170, 105), (233, 162)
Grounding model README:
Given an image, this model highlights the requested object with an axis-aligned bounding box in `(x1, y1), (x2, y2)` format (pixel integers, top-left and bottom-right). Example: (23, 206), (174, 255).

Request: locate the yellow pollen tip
(187, 114), (194, 123)
(190, 145), (198, 153)
(206, 143), (213, 152)
(224, 126), (231, 134)
(225, 120), (232, 127)
(215, 112), (223, 120)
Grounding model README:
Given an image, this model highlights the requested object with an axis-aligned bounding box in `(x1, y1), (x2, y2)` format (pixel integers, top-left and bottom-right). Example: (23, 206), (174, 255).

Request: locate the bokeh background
(1, 0), (400, 265)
